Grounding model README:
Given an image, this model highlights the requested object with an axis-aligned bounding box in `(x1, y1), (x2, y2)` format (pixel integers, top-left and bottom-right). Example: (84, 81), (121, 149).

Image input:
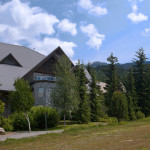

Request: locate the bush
(136, 111), (145, 119)
(8, 107), (59, 131)
(10, 113), (31, 131)
(30, 106), (59, 129)
(107, 117), (118, 124)
(110, 91), (129, 121)
(0, 116), (13, 131)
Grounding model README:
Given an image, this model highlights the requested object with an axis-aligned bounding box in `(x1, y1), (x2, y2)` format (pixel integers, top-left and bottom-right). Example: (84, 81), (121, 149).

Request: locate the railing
(33, 75), (57, 81)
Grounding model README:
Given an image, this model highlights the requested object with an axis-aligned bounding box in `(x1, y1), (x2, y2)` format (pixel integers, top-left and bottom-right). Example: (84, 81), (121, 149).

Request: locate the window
(38, 88), (44, 97)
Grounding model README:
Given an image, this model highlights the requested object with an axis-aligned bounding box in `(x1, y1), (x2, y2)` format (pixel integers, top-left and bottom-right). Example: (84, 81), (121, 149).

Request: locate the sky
(0, 0), (150, 64)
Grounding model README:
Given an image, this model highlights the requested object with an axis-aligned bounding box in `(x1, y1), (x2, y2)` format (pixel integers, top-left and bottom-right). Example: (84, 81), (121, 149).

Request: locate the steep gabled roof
(0, 53), (22, 67)
(0, 42), (45, 69)
(23, 46), (74, 79)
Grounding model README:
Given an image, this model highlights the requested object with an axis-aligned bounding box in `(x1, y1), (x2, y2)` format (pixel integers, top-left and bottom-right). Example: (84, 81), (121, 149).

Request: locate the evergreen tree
(89, 71), (103, 121)
(127, 93), (136, 120)
(51, 56), (79, 127)
(133, 48), (147, 113)
(126, 67), (138, 111)
(142, 65), (150, 116)
(87, 62), (92, 74)
(105, 53), (119, 111)
(110, 91), (128, 121)
(75, 64), (91, 123)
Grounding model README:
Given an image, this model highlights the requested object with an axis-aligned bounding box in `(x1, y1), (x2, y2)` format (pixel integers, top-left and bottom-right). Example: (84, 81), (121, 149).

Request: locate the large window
(38, 88), (44, 97)
(34, 74), (56, 81)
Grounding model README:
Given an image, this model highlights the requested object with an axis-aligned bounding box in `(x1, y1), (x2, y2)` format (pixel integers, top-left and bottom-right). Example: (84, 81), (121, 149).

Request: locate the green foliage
(110, 91), (129, 121)
(89, 71), (104, 121)
(73, 64), (91, 123)
(142, 66), (150, 116)
(10, 113), (29, 131)
(0, 116), (13, 131)
(107, 117), (118, 124)
(0, 100), (5, 114)
(11, 107), (59, 131)
(133, 48), (147, 113)
(51, 56), (79, 126)
(126, 68), (138, 110)
(105, 53), (119, 108)
(127, 94), (136, 120)
(9, 78), (34, 132)
(30, 106), (59, 129)
(10, 78), (34, 113)
(136, 111), (145, 119)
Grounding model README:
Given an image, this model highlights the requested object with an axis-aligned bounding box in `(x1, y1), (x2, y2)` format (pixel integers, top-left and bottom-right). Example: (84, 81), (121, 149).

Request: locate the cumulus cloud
(142, 27), (150, 36)
(0, 0), (76, 57)
(78, 0), (107, 16)
(30, 38), (76, 57)
(80, 24), (105, 50)
(127, 0), (148, 23)
(57, 19), (77, 36)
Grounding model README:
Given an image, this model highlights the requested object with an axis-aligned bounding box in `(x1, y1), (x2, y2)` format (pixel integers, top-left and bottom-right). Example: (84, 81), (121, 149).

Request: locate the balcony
(33, 75), (57, 82)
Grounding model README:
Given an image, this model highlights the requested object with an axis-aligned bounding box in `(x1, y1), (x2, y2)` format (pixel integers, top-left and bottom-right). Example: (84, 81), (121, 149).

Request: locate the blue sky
(0, 0), (150, 64)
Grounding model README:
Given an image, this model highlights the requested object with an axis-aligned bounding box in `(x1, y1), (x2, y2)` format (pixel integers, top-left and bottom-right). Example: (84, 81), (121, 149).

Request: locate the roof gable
(0, 42), (45, 69)
(0, 53), (22, 67)
(23, 47), (74, 78)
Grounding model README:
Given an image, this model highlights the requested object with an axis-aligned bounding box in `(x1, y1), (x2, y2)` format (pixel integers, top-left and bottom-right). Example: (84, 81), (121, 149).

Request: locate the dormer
(0, 53), (22, 67)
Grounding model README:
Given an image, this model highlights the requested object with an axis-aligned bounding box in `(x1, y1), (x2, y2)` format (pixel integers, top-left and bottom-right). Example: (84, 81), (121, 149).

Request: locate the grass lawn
(1, 118), (150, 150)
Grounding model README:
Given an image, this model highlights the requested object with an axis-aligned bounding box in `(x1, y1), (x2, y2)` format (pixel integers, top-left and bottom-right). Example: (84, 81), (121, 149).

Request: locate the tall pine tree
(89, 71), (103, 121)
(133, 48), (147, 114)
(105, 53), (119, 112)
(126, 67), (138, 111)
(75, 64), (91, 123)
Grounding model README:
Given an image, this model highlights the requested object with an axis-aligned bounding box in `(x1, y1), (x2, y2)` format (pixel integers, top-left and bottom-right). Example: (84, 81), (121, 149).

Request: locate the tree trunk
(64, 111), (66, 127)
(24, 112), (31, 132)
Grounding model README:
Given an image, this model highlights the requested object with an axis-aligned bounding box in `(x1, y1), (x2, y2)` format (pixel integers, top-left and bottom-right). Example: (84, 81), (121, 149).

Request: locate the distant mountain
(89, 61), (150, 82)
(90, 61), (108, 67)
(90, 61), (150, 69)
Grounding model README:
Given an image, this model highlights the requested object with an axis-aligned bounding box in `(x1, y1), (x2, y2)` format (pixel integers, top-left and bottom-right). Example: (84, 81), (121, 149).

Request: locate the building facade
(0, 43), (74, 116)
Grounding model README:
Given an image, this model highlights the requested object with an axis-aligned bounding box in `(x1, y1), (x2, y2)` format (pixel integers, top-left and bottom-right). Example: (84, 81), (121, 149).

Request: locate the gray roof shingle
(0, 42), (45, 91)
(0, 43), (45, 69)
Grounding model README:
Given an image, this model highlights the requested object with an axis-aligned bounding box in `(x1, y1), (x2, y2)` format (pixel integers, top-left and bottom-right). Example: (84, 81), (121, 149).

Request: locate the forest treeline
(87, 48), (150, 120)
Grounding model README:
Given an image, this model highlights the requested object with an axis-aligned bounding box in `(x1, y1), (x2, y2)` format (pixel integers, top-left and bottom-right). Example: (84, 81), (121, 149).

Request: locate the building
(0, 42), (75, 116)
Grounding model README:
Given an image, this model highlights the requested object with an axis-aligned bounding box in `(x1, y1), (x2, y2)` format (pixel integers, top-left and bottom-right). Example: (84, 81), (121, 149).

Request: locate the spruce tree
(105, 53), (119, 113)
(127, 93), (136, 120)
(111, 91), (128, 121)
(133, 48), (147, 114)
(126, 67), (138, 111)
(142, 65), (150, 116)
(89, 71), (102, 121)
(75, 64), (91, 123)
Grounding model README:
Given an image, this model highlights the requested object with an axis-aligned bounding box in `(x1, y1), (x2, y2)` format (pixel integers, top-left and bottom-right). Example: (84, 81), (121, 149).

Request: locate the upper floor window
(34, 74), (56, 81)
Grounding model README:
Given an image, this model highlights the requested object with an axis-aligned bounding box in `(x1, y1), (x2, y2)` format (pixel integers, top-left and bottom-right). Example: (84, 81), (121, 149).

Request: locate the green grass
(1, 118), (150, 150)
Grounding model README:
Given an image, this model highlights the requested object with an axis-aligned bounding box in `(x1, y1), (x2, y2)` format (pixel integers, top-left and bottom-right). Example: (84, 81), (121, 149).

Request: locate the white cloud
(30, 38), (76, 57)
(142, 27), (150, 36)
(127, 0), (148, 23)
(57, 19), (77, 36)
(78, 0), (107, 16)
(0, 0), (76, 57)
(80, 24), (105, 50)
(127, 12), (148, 23)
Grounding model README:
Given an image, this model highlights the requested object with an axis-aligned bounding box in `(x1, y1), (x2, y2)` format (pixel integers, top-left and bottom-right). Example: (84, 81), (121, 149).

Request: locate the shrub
(107, 117), (118, 124)
(10, 113), (30, 131)
(30, 106), (59, 129)
(0, 116), (13, 131)
(110, 91), (129, 121)
(136, 111), (145, 119)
